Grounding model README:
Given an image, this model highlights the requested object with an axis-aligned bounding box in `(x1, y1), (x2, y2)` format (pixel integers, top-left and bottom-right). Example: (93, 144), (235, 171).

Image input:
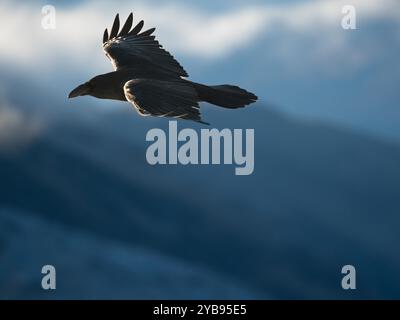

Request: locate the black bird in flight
(69, 13), (258, 123)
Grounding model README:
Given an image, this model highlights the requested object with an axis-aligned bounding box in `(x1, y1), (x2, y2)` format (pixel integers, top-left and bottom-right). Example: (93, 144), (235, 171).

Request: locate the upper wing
(123, 79), (208, 124)
(103, 13), (188, 77)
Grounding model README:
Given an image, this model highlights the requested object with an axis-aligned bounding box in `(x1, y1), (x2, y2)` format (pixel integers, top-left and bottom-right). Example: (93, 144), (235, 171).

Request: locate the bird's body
(90, 68), (181, 101)
(69, 13), (257, 123)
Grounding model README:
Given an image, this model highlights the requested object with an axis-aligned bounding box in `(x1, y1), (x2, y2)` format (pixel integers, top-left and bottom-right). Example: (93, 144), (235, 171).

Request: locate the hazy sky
(0, 0), (399, 141)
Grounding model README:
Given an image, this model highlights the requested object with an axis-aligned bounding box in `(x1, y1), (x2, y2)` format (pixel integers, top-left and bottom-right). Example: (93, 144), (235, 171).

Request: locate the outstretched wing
(124, 79), (207, 124)
(103, 13), (188, 77)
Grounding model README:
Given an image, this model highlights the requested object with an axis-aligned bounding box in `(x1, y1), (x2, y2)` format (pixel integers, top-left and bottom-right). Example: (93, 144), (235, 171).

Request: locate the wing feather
(103, 28), (109, 44)
(123, 79), (207, 123)
(109, 14), (120, 39)
(103, 13), (188, 77)
(119, 12), (133, 37)
(129, 20), (144, 36)
(138, 28), (156, 37)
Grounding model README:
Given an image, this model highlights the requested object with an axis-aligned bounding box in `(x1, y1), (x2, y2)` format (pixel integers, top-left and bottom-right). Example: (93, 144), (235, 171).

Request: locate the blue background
(0, 0), (399, 299)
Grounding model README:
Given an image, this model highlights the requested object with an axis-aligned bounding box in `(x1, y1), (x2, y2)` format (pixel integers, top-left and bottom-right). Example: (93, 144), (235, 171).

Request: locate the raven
(69, 13), (258, 123)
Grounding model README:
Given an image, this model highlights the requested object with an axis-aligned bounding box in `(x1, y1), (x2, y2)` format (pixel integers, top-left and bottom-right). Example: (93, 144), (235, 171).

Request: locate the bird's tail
(190, 82), (258, 109)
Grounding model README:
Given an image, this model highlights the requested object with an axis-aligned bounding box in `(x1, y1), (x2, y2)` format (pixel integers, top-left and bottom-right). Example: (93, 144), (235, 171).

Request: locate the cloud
(0, 103), (44, 152)
(133, 5), (267, 58)
(263, 0), (400, 30)
(0, 1), (268, 69)
(0, 0), (398, 73)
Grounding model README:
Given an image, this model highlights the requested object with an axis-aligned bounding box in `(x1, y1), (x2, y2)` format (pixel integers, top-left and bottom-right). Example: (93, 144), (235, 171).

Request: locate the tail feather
(191, 82), (258, 109)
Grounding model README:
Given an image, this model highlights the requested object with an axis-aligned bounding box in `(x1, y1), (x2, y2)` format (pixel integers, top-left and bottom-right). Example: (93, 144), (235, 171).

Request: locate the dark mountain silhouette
(1, 105), (400, 299)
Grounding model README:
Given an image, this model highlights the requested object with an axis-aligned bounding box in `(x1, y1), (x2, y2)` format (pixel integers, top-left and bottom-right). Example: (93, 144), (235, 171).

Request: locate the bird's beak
(68, 83), (90, 99)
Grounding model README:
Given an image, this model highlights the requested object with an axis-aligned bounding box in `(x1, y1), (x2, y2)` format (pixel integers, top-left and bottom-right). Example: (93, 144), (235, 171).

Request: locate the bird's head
(68, 80), (93, 99)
